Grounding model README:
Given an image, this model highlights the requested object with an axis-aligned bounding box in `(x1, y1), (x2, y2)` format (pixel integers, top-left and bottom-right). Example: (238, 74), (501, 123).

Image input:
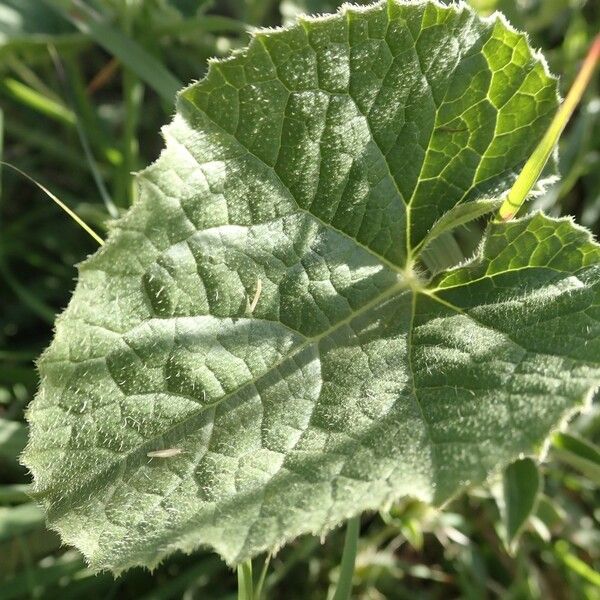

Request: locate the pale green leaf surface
(22, 0), (600, 572)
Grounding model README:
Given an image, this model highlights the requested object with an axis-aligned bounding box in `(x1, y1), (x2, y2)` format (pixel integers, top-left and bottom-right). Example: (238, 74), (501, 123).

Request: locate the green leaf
(552, 432), (600, 485)
(0, 503), (45, 543)
(416, 198), (500, 257)
(22, 0), (600, 573)
(529, 493), (565, 543)
(0, 418), (28, 460)
(554, 540), (600, 588)
(0, 0), (76, 53)
(501, 458), (541, 552)
(534, 494), (565, 530)
(42, 0), (182, 104)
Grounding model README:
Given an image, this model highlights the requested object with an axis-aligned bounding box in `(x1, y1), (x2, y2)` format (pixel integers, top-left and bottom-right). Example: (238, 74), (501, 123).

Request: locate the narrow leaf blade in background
(42, 0), (182, 104)
(552, 432), (600, 485)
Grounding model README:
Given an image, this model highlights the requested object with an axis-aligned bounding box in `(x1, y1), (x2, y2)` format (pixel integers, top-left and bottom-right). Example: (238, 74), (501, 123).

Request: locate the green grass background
(1, 0), (599, 598)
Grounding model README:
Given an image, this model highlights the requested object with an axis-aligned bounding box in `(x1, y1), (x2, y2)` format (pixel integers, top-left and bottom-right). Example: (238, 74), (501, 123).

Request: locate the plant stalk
(332, 515), (361, 600)
(499, 34), (600, 220)
(254, 555), (271, 600)
(0, 162), (104, 246)
(238, 559), (254, 600)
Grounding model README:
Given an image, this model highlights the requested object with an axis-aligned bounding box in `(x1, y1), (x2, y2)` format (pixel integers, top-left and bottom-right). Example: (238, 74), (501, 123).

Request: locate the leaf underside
(23, 0), (600, 572)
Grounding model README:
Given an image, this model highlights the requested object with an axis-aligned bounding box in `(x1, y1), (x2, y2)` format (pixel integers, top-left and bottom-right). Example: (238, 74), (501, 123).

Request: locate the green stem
(237, 559), (254, 600)
(121, 67), (143, 206)
(254, 555), (271, 600)
(117, 3), (144, 207)
(499, 34), (600, 220)
(51, 49), (119, 218)
(332, 515), (361, 600)
(0, 162), (105, 246)
(0, 77), (76, 126)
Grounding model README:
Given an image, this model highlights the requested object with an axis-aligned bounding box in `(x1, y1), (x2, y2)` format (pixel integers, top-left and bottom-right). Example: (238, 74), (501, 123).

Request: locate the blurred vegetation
(0, 0), (599, 598)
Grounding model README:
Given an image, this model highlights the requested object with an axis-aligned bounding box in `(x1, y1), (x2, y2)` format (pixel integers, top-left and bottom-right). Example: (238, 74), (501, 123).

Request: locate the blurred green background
(1, 0), (599, 598)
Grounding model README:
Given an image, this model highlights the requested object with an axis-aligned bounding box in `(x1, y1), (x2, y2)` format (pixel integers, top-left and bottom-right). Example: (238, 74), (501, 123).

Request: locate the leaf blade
(502, 457), (541, 552)
(552, 432), (600, 484)
(22, 0), (600, 574)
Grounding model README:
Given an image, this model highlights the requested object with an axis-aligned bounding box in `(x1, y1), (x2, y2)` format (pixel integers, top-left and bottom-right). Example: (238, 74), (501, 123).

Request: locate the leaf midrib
(39, 274), (599, 509)
(35, 274), (411, 498)
(178, 100), (407, 275)
(430, 263), (593, 293)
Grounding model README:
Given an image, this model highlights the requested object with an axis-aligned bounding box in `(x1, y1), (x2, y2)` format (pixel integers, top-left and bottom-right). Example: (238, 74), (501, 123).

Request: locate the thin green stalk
(49, 46), (119, 218)
(62, 56), (122, 167)
(332, 515), (361, 600)
(254, 555), (271, 600)
(0, 162), (104, 246)
(554, 541), (600, 587)
(499, 34), (600, 220)
(0, 256), (56, 324)
(4, 120), (93, 171)
(6, 55), (61, 102)
(121, 67), (144, 206)
(0, 78), (76, 126)
(238, 560), (254, 600)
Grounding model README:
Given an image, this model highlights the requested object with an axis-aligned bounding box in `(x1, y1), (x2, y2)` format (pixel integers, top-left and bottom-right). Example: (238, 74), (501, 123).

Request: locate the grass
(1, 0), (599, 598)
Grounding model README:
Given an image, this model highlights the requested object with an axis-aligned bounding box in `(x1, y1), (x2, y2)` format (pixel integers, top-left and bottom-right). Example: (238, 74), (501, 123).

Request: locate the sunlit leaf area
(1, 1), (599, 598)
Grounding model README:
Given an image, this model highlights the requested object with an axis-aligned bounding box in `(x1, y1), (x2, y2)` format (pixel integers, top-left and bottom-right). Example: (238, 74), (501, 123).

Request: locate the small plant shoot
(22, 0), (600, 575)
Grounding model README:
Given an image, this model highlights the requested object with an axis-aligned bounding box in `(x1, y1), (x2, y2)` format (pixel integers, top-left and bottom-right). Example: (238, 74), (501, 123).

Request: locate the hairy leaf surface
(23, 0), (600, 571)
